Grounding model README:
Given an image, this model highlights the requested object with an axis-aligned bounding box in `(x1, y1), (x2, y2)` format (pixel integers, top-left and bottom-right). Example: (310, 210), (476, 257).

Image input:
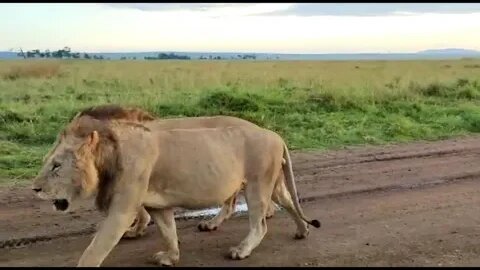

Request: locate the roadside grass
(1, 59), (480, 183)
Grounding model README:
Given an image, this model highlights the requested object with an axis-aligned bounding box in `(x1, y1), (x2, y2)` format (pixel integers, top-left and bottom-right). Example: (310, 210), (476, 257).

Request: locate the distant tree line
(237, 54), (257, 60)
(17, 47), (108, 60)
(144, 53), (190, 60)
(16, 47), (262, 61)
(199, 55), (222, 60)
(198, 54), (257, 60)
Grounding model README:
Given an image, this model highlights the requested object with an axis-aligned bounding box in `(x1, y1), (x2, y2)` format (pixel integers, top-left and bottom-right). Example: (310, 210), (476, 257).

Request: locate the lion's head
(33, 104), (153, 212)
(32, 114), (122, 213)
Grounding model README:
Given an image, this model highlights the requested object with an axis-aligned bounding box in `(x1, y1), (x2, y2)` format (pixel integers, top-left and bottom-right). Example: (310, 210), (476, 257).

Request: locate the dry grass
(1, 61), (62, 80)
(36, 59), (480, 90)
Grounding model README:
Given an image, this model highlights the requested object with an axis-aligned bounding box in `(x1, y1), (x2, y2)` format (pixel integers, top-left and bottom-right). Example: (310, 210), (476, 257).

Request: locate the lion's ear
(87, 130), (100, 150)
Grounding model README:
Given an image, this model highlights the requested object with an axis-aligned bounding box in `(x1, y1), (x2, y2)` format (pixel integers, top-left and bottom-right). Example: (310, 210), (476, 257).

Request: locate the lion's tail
(282, 143), (321, 228)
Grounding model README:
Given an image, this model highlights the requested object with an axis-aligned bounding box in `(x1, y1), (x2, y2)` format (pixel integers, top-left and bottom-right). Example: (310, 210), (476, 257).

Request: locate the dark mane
(67, 115), (124, 213)
(77, 104), (156, 122)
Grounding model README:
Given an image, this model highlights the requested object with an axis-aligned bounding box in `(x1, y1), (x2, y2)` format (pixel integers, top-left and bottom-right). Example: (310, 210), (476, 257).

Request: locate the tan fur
(60, 105), (279, 238)
(32, 113), (319, 266)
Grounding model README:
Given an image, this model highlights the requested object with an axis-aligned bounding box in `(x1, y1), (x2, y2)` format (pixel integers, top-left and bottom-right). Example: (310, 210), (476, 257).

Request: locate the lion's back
(149, 115), (259, 131)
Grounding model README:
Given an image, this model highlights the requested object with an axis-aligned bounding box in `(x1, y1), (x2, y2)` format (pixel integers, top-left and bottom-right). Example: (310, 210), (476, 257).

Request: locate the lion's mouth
(53, 199), (69, 211)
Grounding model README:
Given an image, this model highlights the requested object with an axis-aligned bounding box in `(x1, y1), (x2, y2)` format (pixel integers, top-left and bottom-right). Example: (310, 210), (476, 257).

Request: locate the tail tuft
(309, 219), (321, 228)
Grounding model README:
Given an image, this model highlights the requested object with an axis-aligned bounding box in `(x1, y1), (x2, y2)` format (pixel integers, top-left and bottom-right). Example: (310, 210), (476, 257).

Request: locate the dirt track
(2, 136), (480, 266)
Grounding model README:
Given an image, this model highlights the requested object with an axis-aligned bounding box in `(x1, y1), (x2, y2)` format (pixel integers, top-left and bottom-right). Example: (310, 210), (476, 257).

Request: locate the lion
(46, 105), (279, 239)
(32, 113), (320, 266)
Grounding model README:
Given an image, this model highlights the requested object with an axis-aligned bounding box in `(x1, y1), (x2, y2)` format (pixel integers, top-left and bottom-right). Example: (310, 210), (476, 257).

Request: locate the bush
(198, 91), (261, 112)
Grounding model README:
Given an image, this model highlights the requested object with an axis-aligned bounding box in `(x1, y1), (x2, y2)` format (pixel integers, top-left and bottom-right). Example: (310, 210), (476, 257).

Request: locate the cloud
(105, 3), (254, 12)
(104, 3), (294, 17)
(258, 3), (480, 17)
(102, 3), (480, 19)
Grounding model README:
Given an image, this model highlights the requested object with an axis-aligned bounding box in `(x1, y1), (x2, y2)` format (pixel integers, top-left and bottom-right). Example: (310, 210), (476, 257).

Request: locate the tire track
(293, 147), (480, 173)
(2, 169), (479, 250)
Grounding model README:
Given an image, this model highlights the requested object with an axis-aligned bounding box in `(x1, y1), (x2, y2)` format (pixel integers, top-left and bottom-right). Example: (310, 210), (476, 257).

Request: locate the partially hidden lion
(44, 105), (279, 239)
(32, 108), (320, 266)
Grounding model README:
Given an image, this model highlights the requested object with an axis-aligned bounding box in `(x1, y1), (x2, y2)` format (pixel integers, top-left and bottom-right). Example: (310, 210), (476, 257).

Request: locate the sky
(1, 3), (480, 54)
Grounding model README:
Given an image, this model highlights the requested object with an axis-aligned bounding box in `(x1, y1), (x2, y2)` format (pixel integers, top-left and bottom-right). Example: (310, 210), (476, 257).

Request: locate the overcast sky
(1, 3), (480, 53)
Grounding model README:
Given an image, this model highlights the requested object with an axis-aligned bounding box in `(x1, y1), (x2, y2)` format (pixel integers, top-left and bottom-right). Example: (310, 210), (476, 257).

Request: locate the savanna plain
(1, 59), (480, 266)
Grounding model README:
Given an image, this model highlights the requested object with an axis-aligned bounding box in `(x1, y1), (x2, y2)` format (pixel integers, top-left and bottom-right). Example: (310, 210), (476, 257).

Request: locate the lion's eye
(51, 162), (61, 171)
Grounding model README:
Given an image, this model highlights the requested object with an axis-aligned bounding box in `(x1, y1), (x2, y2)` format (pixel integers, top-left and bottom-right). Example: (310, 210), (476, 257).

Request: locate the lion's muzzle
(53, 199), (69, 211)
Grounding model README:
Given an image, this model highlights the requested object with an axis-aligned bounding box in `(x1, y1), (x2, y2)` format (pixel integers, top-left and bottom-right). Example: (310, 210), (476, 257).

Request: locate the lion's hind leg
(198, 190), (238, 232)
(265, 170), (285, 219)
(271, 179), (309, 239)
(265, 200), (276, 219)
(122, 206), (151, 239)
(229, 172), (277, 260)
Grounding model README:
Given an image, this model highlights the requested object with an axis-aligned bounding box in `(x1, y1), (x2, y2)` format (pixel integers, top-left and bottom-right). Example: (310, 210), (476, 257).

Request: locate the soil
(2, 136), (480, 266)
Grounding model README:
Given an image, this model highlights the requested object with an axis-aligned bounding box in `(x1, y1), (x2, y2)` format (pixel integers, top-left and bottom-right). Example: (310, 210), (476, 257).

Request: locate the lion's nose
(32, 187), (42, 192)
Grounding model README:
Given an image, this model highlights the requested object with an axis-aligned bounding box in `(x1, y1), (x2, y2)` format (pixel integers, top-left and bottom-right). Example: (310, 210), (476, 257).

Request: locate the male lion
(45, 105), (279, 239)
(32, 113), (320, 266)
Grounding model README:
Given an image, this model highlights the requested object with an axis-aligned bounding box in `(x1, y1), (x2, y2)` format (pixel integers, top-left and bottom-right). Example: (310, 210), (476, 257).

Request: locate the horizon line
(2, 48), (480, 55)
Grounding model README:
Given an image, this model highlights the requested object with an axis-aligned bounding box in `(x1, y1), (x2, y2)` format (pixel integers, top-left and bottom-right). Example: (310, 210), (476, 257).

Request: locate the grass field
(1, 59), (480, 184)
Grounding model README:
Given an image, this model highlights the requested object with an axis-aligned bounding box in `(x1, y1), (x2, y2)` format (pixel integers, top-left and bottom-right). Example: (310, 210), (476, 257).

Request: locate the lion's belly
(142, 177), (243, 209)
(142, 190), (239, 209)
(144, 162), (245, 209)
(144, 132), (247, 209)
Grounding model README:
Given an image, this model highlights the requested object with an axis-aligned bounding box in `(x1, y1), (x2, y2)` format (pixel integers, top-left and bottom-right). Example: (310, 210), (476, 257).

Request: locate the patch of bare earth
(1, 136), (480, 266)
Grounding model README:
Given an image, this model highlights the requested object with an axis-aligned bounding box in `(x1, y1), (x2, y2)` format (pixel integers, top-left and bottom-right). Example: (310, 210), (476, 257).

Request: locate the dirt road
(2, 136), (480, 266)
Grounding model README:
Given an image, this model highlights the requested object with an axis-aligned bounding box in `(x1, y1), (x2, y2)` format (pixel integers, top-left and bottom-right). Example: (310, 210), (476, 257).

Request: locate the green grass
(1, 59), (480, 183)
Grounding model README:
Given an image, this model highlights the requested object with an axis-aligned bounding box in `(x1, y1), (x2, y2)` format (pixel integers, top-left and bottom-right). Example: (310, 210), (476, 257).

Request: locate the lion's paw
(294, 229), (309, 240)
(197, 221), (218, 232)
(265, 208), (275, 219)
(148, 251), (179, 267)
(122, 226), (147, 239)
(229, 246), (250, 260)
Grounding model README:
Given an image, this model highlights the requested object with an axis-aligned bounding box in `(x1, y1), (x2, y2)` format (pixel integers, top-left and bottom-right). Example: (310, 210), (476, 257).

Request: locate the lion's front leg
(77, 208), (137, 266)
(77, 184), (146, 267)
(145, 208), (180, 266)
